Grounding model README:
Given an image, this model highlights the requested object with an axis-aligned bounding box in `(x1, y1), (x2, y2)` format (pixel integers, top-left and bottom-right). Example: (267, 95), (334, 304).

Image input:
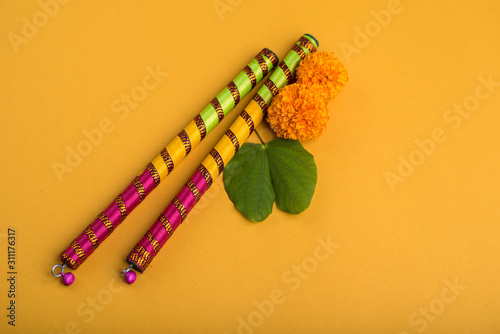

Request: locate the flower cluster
(266, 52), (348, 140)
(266, 84), (328, 141)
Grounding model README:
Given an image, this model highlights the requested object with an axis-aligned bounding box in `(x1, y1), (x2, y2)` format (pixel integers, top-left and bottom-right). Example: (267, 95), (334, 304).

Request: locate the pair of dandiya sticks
(51, 34), (319, 286)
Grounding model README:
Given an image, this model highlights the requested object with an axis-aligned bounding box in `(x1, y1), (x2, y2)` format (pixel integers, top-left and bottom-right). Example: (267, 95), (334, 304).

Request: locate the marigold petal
(296, 52), (348, 99)
(266, 84), (328, 141)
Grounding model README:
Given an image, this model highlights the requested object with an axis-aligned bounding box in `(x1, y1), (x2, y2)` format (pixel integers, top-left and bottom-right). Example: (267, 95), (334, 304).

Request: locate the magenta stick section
(150, 220), (169, 248)
(103, 203), (122, 227)
(138, 170), (156, 195)
(65, 247), (79, 264)
(191, 171), (208, 195)
(163, 203), (182, 231)
(76, 234), (94, 257)
(178, 187), (197, 212)
(138, 238), (157, 257)
(91, 219), (109, 243)
(121, 183), (141, 212)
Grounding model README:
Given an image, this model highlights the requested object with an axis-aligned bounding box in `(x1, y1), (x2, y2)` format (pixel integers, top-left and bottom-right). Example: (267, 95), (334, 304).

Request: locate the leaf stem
(254, 129), (266, 146)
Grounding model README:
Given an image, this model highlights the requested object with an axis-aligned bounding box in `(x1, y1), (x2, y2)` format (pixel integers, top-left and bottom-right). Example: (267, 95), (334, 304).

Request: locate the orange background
(1, 0), (499, 333)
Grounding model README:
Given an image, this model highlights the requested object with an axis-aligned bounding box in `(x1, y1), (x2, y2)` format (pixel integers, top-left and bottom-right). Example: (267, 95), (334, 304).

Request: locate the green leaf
(224, 137), (317, 221)
(223, 143), (275, 222)
(267, 138), (317, 214)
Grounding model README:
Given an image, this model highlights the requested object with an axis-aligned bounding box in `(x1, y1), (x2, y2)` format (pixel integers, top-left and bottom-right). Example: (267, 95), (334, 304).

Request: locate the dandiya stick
(52, 48), (279, 285)
(122, 34), (318, 284)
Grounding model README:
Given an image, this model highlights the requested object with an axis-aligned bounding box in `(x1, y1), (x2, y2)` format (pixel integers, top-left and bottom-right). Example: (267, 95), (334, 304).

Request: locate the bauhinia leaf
(267, 138), (317, 214)
(224, 137), (317, 221)
(223, 143), (275, 222)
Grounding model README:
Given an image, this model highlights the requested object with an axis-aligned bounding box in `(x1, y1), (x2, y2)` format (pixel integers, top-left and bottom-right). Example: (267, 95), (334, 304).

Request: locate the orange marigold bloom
(266, 84), (328, 141)
(296, 51), (348, 99)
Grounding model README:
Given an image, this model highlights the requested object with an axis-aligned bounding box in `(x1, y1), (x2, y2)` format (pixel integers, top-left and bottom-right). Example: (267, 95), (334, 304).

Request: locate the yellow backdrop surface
(1, 0), (499, 333)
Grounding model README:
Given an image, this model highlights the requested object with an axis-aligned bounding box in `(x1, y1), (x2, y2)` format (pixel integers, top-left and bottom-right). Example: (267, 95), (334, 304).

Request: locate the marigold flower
(266, 83), (328, 141)
(296, 51), (348, 99)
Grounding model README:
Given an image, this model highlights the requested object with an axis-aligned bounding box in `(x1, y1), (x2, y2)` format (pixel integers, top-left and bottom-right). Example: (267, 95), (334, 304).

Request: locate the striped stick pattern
(126, 34), (318, 273)
(60, 49), (279, 270)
